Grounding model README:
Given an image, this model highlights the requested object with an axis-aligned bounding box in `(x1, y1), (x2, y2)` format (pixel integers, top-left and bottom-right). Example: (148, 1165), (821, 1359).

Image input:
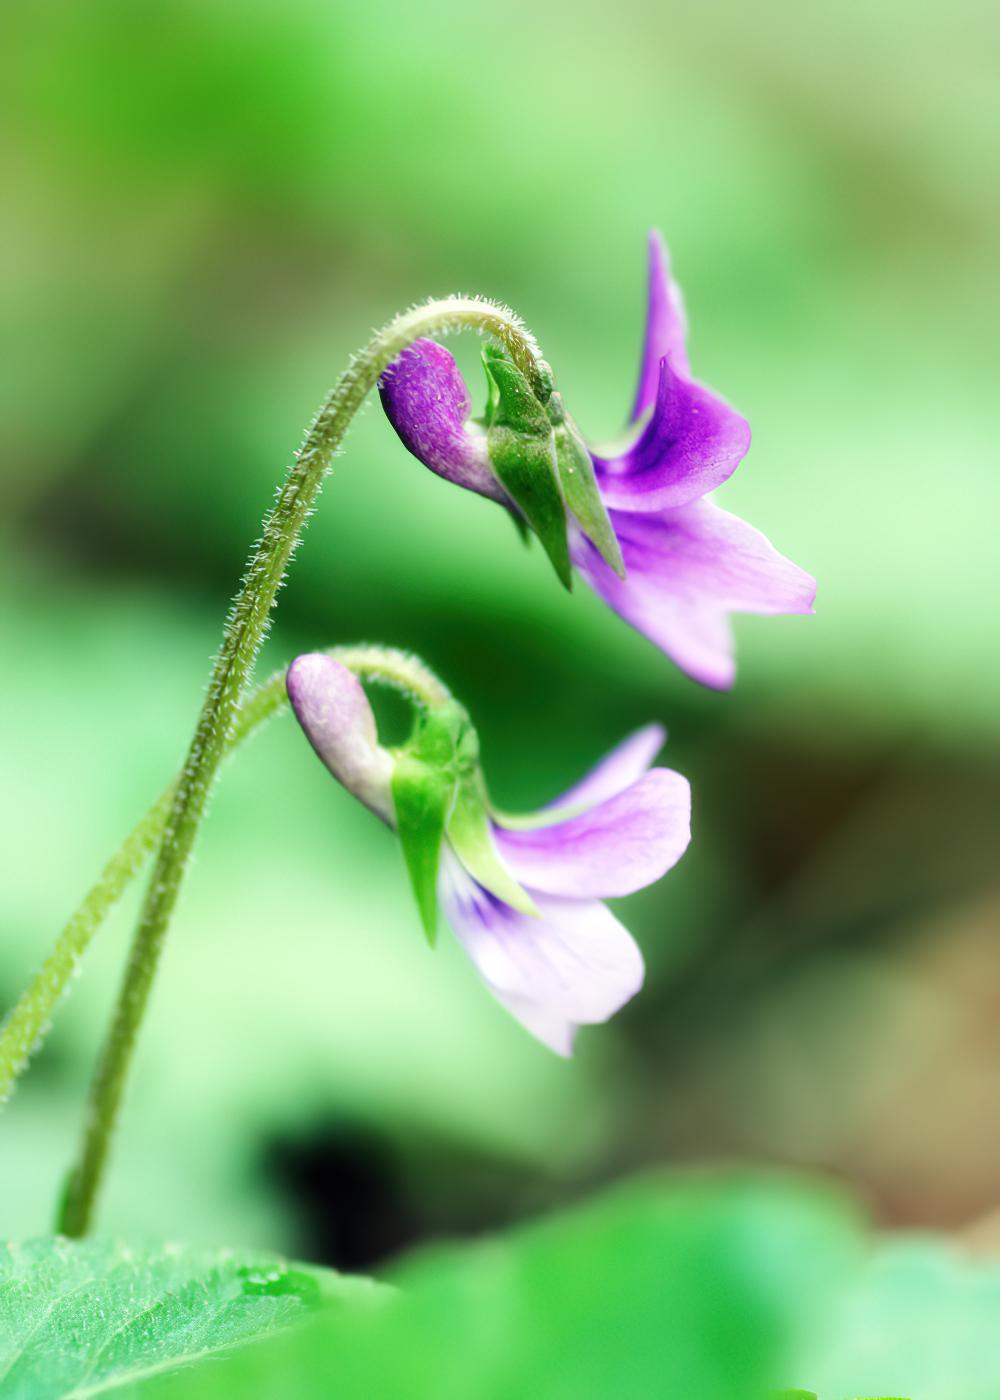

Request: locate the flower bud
(286, 654), (395, 821)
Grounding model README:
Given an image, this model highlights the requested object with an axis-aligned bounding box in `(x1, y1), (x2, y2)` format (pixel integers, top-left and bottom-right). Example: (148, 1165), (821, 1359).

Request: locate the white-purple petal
(439, 854), (644, 1056)
(630, 229), (691, 422)
(595, 357), (751, 512)
(487, 989), (577, 1057)
(378, 338), (506, 502)
(286, 654), (395, 821)
(494, 769), (691, 900)
(573, 499), (817, 690)
(543, 723), (666, 812)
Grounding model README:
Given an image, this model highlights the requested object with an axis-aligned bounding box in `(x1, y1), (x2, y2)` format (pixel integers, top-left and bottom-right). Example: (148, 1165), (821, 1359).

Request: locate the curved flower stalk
(287, 653), (692, 1054)
(52, 296), (549, 1238)
(379, 232), (815, 688)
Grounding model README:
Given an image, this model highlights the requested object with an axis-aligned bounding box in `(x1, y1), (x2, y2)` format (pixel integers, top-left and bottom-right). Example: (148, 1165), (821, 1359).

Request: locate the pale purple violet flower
(287, 653), (691, 1055)
(379, 232), (815, 689)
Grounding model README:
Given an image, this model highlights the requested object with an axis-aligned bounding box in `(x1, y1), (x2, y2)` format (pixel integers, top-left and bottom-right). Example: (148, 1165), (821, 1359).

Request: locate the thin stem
(332, 644), (451, 710)
(0, 670), (286, 1110)
(57, 297), (536, 1238)
(0, 789), (174, 1109)
(0, 647), (448, 1116)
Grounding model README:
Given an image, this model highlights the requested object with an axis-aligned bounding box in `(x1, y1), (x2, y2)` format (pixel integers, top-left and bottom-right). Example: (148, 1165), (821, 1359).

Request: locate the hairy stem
(0, 646), (449, 1120)
(56, 297), (535, 1238)
(0, 670), (286, 1111)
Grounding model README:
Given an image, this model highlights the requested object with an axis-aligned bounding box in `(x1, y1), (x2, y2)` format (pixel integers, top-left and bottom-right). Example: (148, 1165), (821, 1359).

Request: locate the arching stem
(55, 297), (533, 1239)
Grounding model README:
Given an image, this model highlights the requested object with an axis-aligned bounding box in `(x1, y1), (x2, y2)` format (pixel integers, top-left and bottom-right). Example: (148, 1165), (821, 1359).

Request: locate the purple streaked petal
(595, 358), (751, 512)
(630, 230), (690, 422)
(440, 854), (644, 1055)
(573, 500), (817, 690)
(494, 769), (691, 899)
(286, 653), (394, 821)
(543, 723), (666, 812)
(378, 338), (506, 502)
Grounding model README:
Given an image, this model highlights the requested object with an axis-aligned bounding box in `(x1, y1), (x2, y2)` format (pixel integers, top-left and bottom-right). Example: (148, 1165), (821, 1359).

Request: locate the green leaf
(0, 1236), (377, 1399)
(547, 393), (625, 578)
(482, 350), (571, 590)
(795, 1236), (1000, 1400)
(137, 1174), (861, 1400)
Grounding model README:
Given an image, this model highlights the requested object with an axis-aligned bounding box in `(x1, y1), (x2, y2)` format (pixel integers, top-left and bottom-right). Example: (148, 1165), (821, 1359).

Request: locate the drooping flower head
(378, 232), (815, 689)
(287, 652), (691, 1055)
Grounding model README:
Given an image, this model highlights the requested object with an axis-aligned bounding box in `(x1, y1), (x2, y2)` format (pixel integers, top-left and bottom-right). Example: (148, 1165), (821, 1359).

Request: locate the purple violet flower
(287, 653), (691, 1055)
(379, 232), (815, 689)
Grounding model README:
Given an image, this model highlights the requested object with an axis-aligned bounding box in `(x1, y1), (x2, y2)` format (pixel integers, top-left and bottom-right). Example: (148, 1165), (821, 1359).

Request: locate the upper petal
(543, 723), (666, 812)
(378, 338), (505, 502)
(630, 230), (690, 422)
(573, 500), (816, 689)
(595, 357), (751, 512)
(494, 769), (691, 900)
(439, 853), (644, 1055)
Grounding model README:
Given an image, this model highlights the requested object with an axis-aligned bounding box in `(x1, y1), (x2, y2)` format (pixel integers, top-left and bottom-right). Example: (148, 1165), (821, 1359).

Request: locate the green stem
(0, 670), (287, 1111)
(0, 791), (173, 1106)
(0, 647), (449, 1117)
(57, 298), (538, 1238)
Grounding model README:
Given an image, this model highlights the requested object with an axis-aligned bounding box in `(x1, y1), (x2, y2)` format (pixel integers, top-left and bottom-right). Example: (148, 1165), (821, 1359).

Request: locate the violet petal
(487, 989), (576, 1057)
(439, 854), (644, 1055)
(573, 500), (816, 690)
(494, 769), (691, 899)
(542, 723), (666, 812)
(595, 357), (751, 512)
(630, 230), (690, 422)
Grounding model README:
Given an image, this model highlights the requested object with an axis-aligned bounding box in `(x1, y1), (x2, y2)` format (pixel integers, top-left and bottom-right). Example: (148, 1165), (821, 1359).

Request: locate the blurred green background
(2, 0), (998, 1267)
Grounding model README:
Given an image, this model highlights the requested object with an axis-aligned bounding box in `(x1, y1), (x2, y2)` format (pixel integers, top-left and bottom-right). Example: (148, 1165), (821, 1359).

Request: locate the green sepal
(391, 751), (453, 946)
(548, 392), (625, 578)
(483, 346), (502, 422)
(390, 702), (469, 946)
(392, 699), (539, 938)
(482, 350), (572, 590)
(508, 510), (531, 546)
(446, 769), (539, 918)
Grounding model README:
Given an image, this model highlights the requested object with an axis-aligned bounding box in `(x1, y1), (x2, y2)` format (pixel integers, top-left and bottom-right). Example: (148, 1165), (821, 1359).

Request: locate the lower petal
(574, 499), (816, 689)
(487, 990), (576, 1057)
(439, 855), (644, 1055)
